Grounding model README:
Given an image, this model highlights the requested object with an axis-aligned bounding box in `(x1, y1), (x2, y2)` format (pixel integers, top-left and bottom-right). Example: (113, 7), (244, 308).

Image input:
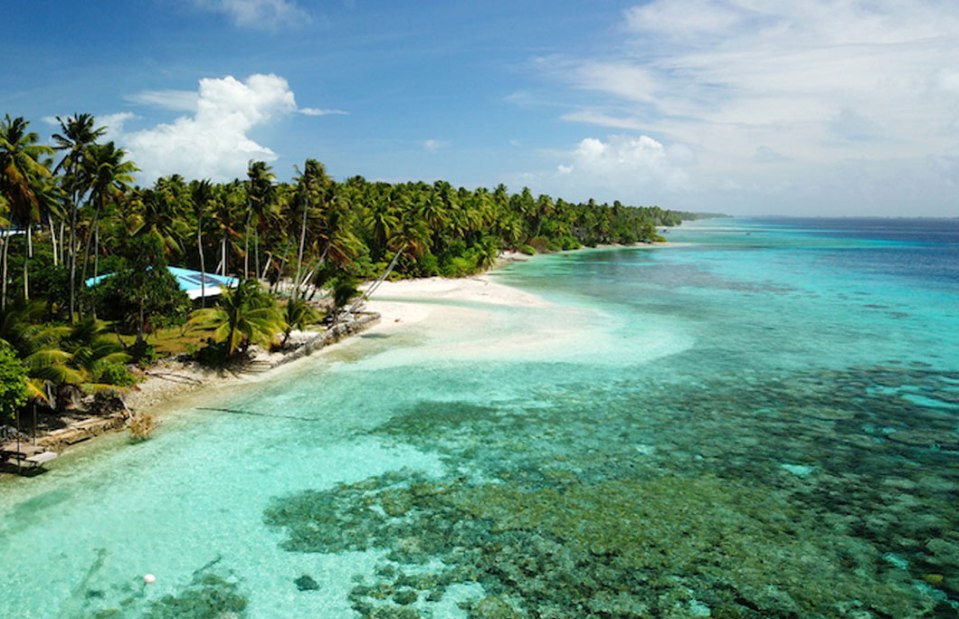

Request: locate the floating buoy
(144, 573), (157, 584)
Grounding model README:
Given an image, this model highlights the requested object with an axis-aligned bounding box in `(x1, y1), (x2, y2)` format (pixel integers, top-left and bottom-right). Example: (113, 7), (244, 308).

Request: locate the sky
(3, 0), (958, 217)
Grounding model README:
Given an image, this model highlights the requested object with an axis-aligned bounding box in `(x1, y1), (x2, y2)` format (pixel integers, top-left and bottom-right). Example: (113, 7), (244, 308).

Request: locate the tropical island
(0, 112), (703, 468)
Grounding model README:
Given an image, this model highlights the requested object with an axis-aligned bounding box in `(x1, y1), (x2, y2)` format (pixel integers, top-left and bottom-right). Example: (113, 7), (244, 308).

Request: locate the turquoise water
(1, 218), (958, 618)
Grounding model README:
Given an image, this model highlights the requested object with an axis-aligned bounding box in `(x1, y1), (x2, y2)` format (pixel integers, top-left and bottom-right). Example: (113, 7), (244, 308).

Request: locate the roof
(85, 267), (238, 300)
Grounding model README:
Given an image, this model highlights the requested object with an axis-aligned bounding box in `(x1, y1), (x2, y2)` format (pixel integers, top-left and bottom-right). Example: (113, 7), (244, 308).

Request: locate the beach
(115, 271), (551, 427)
(1, 221), (957, 617)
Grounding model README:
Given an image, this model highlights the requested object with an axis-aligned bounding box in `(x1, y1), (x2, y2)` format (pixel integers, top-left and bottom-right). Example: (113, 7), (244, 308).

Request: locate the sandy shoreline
(4, 244), (665, 473)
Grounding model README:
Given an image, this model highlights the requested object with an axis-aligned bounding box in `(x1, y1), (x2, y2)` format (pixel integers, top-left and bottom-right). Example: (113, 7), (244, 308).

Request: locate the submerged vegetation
(262, 363), (959, 618)
(0, 112), (699, 421)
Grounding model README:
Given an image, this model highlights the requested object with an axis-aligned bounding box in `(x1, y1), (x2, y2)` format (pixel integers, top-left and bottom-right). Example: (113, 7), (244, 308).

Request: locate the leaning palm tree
(0, 115), (54, 310)
(185, 279), (285, 357)
(290, 160), (329, 303)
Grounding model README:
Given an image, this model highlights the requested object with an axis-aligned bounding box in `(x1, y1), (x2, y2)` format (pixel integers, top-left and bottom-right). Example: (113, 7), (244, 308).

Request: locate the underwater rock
(143, 572), (247, 619)
(392, 588), (418, 605)
(780, 463), (815, 477)
(468, 595), (522, 619)
(294, 574), (320, 591)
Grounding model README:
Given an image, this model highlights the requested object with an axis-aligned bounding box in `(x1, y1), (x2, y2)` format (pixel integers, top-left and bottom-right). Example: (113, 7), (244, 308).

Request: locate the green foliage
(93, 232), (190, 343)
(93, 361), (137, 387)
(0, 339), (27, 420)
(1, 111), (704, 388)
(331, 275), (359, 311)
(185, 279), (285, 358)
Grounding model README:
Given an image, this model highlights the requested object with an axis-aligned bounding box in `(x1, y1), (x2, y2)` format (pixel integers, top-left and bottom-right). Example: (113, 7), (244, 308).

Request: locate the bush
(0, 341), (28, 421)
(96, 362), (138, 387)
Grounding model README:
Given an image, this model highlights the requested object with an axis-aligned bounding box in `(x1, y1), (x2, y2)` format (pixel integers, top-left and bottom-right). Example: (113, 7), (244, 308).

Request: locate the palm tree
(52, 114), (106, 322)
(290, 160), (329, 303)
(0, 115), (54, 310)
(245, 160), (275, 279)
(363, 191), (400, 261)
(212, 181), (244, 277)
(80, 141), (138, 287)
(131, 180), (188, 258)
(280, 297), (320, 347)
(190, 180), (215, 306)
(185, 279), (285, 357)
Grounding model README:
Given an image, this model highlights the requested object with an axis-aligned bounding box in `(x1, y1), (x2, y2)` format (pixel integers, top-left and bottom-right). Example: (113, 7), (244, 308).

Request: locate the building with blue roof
(85, 267), (238, 301)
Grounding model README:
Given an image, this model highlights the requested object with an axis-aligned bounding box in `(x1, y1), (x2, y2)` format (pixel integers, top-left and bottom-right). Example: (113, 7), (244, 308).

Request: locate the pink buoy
(144, 573), (157, 584)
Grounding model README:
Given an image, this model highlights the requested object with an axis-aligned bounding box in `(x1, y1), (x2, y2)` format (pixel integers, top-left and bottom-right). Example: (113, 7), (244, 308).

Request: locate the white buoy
(143, 573), (157, 584)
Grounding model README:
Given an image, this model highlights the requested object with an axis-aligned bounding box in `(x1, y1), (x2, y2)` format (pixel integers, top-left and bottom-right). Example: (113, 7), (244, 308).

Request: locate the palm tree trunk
(260, 250), (271, 281)
(80, 204), (102, 286)
(292, 203), (308, 303)
(68, 193), (79, 323)
(254, 232), (260, 283)
(221, 233), (228, 277)
(271, 238), (292, 295)
(197, 221), (206, 307)
(23, 225), (32, 301)
(0, 231), (8, 312)
(49, 217), (58, 266)
(91, 224), (99, 320)
(243, 212), (252, 278)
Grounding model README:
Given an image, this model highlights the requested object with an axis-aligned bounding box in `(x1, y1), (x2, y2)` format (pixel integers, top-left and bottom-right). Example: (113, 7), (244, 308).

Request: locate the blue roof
(85, 267), (238, 299)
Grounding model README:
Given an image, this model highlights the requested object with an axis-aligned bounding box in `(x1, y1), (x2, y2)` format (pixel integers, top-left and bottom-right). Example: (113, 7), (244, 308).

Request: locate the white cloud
(423, 139), (446, 153)
(191, 0), (309, 29)
(540, 135), (690, 204)
(125, 89), (199, 112)
(298, 107), (348, 117)
(624, 0), (751, 40)
(541, 1), (959, 214)
(98, 112), (138, 136)
(116, 74), (298, 183)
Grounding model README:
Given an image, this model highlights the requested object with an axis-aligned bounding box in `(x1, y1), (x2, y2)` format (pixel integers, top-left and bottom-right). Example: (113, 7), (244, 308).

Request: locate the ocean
(0, 217), (957, 618)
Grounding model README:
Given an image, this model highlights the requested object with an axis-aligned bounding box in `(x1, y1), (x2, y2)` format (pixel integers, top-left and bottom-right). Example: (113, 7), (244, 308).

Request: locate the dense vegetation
(0, 113), (697, 418)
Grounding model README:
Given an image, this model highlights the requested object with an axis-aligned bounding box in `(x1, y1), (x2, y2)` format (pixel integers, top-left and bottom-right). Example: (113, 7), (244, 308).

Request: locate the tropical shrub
(0, 340), (27, 420)
(95, 361), (137, 387)
(185, 279), (285, 358)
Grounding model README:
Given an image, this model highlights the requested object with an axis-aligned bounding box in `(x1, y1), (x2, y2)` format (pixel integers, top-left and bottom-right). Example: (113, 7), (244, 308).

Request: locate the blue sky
(3, 0), (958, 216)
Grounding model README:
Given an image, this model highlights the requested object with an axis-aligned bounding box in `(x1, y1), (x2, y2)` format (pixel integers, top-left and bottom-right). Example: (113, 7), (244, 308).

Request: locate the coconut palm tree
(52, 113), (106, 322)
(185, 279), (285, 357)
(245, 160), (275, 279)
(280, 297), (320, 347)
(0, 115), (54, 310)
(80, 141), (138, 286)
(190, 179), (215, 306)
(290, 160), (330, 303)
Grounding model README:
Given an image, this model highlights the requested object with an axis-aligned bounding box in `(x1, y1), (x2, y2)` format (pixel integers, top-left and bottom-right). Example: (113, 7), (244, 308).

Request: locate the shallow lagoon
(1, 218), (957, 618)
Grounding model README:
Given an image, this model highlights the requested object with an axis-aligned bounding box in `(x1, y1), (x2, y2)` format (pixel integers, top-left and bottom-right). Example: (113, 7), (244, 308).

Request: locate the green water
(1, 218), (957, 618)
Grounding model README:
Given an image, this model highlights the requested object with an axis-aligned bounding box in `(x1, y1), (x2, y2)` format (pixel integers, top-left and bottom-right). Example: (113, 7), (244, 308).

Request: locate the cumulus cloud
(191, 0), (309, 29)
(116, 74), (298, 183)
(544, 135), (690, 204)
